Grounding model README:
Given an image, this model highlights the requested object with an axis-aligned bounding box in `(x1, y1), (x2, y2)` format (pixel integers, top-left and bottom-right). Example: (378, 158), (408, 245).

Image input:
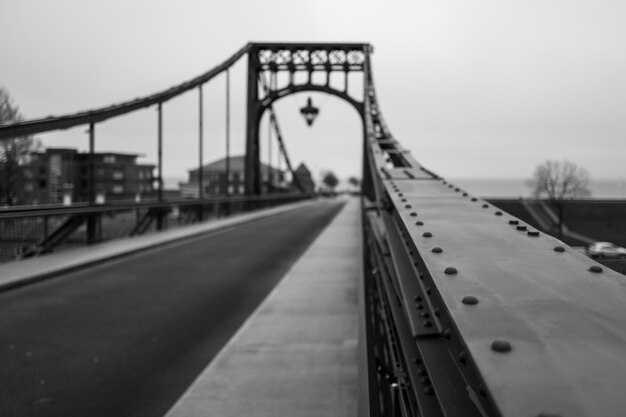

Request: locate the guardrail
(360, 51), (626, 417)
(0, 193), (311, 262)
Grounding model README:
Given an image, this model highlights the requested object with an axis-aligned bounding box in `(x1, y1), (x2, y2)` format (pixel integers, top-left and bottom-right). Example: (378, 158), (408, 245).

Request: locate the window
(113, 170), (124, 180)
(25, 183), (33, 192)
(112, 185), (123, 194)
(103, 155), (116, 164)
(39, 179), (47, 188)
(238, 185), (244, 194)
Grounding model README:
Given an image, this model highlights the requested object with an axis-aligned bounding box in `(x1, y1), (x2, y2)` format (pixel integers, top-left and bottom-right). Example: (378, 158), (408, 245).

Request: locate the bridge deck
(165, 198), (361, 417)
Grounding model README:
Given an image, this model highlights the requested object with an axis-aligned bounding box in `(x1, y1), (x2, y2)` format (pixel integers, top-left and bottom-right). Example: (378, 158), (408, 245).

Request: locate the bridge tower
(244, 43), (370, 195)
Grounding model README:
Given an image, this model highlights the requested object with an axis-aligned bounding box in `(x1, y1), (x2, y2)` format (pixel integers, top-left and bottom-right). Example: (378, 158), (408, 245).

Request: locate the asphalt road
(0, 200), (346, 417)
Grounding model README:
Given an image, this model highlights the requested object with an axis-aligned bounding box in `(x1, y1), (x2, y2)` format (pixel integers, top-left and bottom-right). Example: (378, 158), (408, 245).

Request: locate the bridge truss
(2, 43), (626, 417)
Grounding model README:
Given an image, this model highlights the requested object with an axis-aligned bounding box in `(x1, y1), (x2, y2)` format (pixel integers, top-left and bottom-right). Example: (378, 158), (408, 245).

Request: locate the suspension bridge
(1, 42), (626, 417)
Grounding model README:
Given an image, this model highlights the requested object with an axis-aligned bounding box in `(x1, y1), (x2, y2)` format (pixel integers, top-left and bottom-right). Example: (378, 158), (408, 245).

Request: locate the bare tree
(0, 87), (41, 205)
(527, 160), (591, 200)
(527, 160), (591, 239)
(348, 176), (360, 188)
(321, 171), (339, 190)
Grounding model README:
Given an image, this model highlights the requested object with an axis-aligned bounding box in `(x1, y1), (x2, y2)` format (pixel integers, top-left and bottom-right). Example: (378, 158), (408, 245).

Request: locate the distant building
(292, 163), (315, 194)
(180, 155), (286, 198)
(16, 148), (155, 205)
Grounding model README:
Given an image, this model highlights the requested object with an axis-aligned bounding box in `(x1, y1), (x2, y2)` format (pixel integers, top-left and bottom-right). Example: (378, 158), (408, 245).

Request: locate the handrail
(0, 44), (252, 139)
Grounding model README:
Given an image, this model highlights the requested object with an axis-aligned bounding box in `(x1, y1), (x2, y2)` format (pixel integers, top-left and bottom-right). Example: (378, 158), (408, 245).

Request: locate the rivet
(528, 231), (540, 237)
(431, 247), (443, 253)
(434, 308), (440, 317)
(417, 368), (427, 376)
(455, 188), (460, 192)
(537, 413), (562, 417)
(462, 296), (479, 305)
(398, 193), (404, 197)
(444, 267), (457, 275)
(554, 246), (565, 252)
(423, 320), (433, 328)
(443, 181), (447, 185)
(423, 232), (432, 238)
(426, 287), (432, 295)
(458, 351), (467, 364)
(401, 198), (407, 202)
(491, 340), (512, 353)
(414, 295), (422, 302)
(589, 265), (603, 273)
(479, 384), (487, 397)
(471, 198), (478, 202)
(495, 211), (503, 216)
(405, 204), (412, 209)
(462, 192), (468, 197)
(410, 212), (418, 217)
(516, 225), (527, 231)
(416, 304), (424, 310)
(509, 220), (519, 225)
(448, 184), (453, 188)
(423, 386), (434, 395)
(419, 312), (430, 318)
(415, 221), (424, 226)
(482, 204), (489, 208)
(443, 329), (451, 339)
(420, 377), (431, 385)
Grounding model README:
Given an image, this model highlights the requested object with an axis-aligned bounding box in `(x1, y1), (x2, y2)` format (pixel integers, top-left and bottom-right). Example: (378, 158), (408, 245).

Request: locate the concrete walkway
(165, 198), (362, 417)
(0, 199), (320, 291)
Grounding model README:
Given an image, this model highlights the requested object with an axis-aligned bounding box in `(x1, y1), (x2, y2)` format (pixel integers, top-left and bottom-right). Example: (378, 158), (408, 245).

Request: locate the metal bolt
(426, 287), (432, 295)
(455, 188), (460, 192)
(405, 204), (412, 209)
(423, 232), (432, 238)
(528, 231), (540, 237)
(434, 308), (440, 317)
(420, 377), (431, 385)
(419, 312), (430, 318)
(401, 198), (407, 202)
(443, 329), (451, 339)
(495, 211), (503, 216)
(482, 204), (489, 208)
(431, 247), (443, 253)
(417, 368), (427, 376)
(462, 296), (479, 305)
(410, 212), (418, 217)
(554, 246), (565, 252)
(423, 386), (435, 395)
(463, 192), (468, 197)
(458, 351), (467, 364)
(414, 295), (422, 302)
(471, 198), (478, 202)
(443, 181), (447, 185)
(416, 304), (424, 310)
(491, 340), (512, 353)
(509, 220), (519, 225)
(415, 221), (424, 226)
(589, 265), (603, 273)
(537, 413), (562, 417)
(516, 225), (527, 231)
(444, 267), (458, 275)
(423, 320), (433, 328)
(448, 184), (453, 188)
(398, 193), (404, 197)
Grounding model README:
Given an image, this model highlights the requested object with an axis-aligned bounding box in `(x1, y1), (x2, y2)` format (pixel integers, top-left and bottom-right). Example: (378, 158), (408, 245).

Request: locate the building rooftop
(189, 155), (283, 174)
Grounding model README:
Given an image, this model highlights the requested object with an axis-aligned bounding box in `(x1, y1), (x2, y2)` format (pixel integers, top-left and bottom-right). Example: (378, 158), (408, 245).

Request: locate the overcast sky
(1, 0), (625, 183)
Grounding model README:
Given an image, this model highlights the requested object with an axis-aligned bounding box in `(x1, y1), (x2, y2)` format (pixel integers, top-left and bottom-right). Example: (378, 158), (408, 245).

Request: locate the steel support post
(225, 69), (231, 197)
(245, 48), (261, 195)
(156, 103), (164, 230)
(86, 122), (97, 244)
(198, 85), (204, 221)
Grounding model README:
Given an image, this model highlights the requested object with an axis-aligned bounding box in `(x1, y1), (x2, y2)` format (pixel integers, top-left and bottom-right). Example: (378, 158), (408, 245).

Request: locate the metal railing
(360, 49), (626, 417)
(0, 193), (311, 262)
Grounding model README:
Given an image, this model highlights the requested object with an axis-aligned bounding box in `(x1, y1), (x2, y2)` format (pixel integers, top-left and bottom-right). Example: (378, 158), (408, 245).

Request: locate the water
(447, 178), (626, 199)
